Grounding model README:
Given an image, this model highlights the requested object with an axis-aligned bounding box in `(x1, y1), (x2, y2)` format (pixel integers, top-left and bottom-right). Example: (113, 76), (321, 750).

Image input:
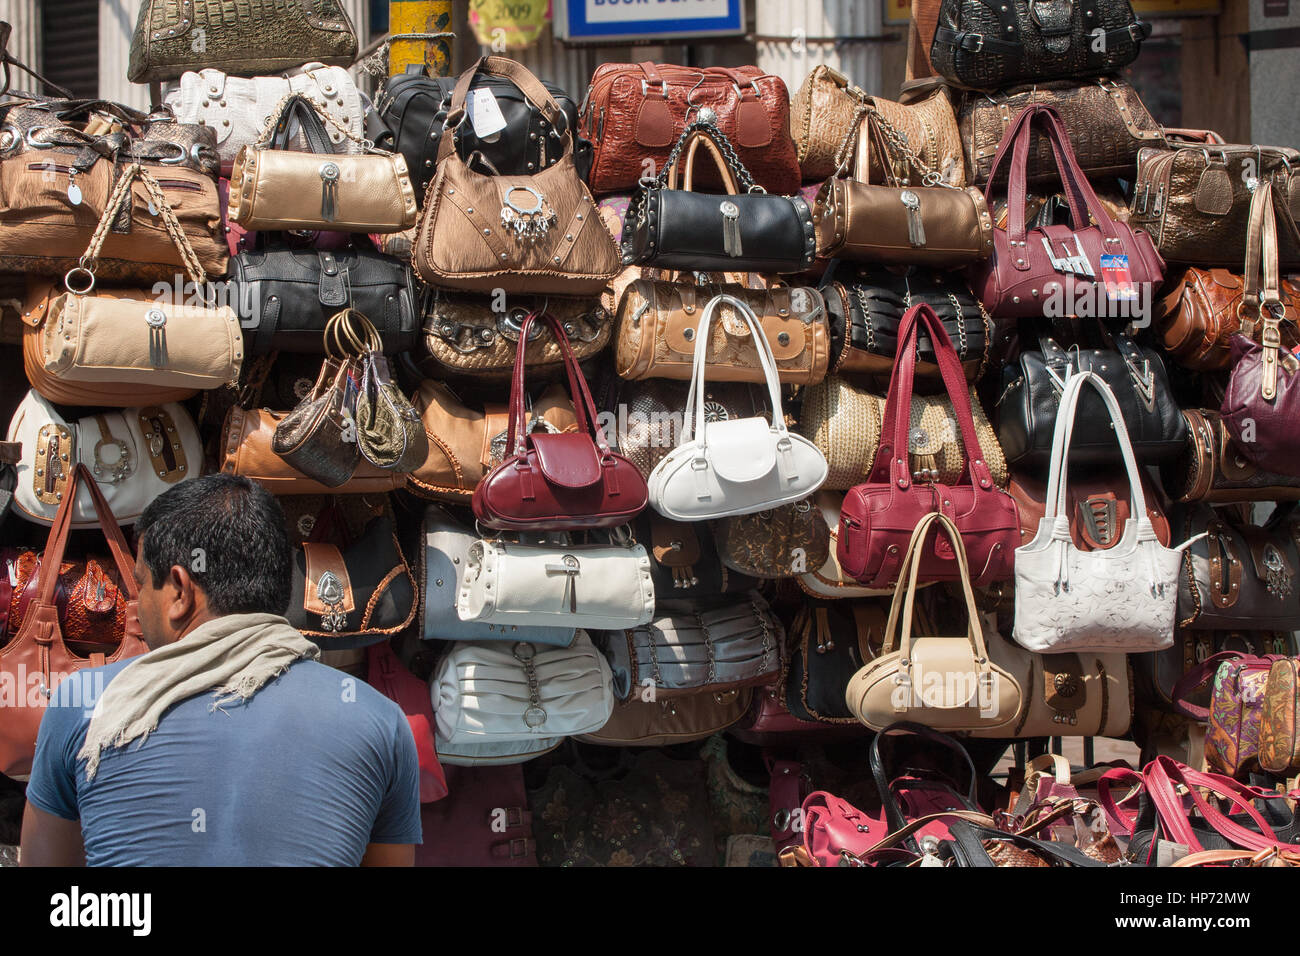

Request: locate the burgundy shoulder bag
(472, 309), (648, 531)
(838, 303), (1019, 588)
(970, 103), (1165, 319)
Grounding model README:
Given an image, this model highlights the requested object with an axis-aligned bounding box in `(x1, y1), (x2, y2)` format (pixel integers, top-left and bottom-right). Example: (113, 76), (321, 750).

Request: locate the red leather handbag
(838, 303), (1019, 588)
(970, 104), (1165, 319)
(415, 764), (538, 866)
(365, 641), (448, 804)
(0, 464), (148, 777)
(580, 62), (800, 196)
(473, 309), (647, 531)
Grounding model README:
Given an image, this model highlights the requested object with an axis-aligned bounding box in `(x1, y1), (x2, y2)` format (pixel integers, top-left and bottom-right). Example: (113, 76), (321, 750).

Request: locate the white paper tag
(1155, 841), (1190, 866)
(467, 88), (508, 140)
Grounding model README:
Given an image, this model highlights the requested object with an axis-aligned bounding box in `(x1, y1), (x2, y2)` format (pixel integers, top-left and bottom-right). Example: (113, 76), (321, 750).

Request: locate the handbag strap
(0, 21), (75, 98)
(869, 303), (995, 492)
(1173, 847), (1300, 867)
(1169, 649), (1244, 721)
(946, 819), (1106, 867)
(665, 130), (741, 195)
(63, 162), (208, 292)
(439, 56), (569, 165)
(869, 720), (979, 836)
(680, 294), (787, 453)
(33, 462), (139, 610)
(1145, 755), (1300, 853)
(1239, 181), (1288, 401)
(651, 121), (761, 193)
(880, 512), (993, 679)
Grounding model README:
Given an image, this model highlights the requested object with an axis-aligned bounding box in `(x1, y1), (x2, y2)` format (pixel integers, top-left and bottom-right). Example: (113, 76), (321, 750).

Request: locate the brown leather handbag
(1166, 408), (1300, 504)
(423, 293), (610, 380)
(1130, 141), (1300, 267)
(1009, 469), (1170, 550)
(789, 67), (963, 186)
(220, 405), (404, 496)
(813, 104), (993, 267)
(580, 61), (800, 196)
(0, 463), (148, 777)
(413, 57), (620, 295)
(1158, 269), (1300, 371)
(406, 380), (577, 502)
(958, 78), (1165, 187)
(577, 690), (752, 746)
(614, 277), (829, 384)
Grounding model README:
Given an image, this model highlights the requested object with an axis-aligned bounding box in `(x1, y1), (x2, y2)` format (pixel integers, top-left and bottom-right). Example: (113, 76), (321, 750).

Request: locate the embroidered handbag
(1260, 659), (1300, 776)
(837, 303), (1018, 589)
(647, 295), (828, 521)
(472, 310), (647, 532)
(1013, 371), (1203, 653)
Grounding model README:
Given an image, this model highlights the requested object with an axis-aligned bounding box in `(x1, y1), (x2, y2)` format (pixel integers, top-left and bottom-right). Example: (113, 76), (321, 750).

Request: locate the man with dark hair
(18, 474), (421, 866)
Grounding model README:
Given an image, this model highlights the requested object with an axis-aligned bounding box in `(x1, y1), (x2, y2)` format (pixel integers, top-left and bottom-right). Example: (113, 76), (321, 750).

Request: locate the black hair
(134, 474), (292, 616)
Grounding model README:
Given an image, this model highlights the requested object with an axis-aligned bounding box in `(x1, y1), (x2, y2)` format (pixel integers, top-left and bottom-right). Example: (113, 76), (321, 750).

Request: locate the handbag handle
(504, 309), (610, 459)
(438, 56), (570, 165)
(868, 720), (980, 837)
(31, 461), (140, 626)
(946, 819), (1105, 867)
(984, 105), (1122, 249)
(880, 512), (994, 682)
(62, 162), (208, 293)
(254, 93), (339, 153)
(664, 131), (742, 195)
(1239, 181), (1289, 402)
(650, 121), (762, 193)
(679, 294), (787, 455)
(868, 303), (996, 493)
(1040, 372), (1156, 551)
(1144, 756), (1300, 854)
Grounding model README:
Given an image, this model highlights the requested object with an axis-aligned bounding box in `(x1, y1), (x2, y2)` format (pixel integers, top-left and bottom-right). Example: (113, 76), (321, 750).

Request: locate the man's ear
(167, 564), (204, 624)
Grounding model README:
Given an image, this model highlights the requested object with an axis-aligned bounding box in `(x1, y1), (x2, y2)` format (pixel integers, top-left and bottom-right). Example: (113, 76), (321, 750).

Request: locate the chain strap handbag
(837, 303), (1018, 589)
(127, 0), (358, 84)
(229, 94), (417, 233)
(622, 122), (816, 274)
(0, 463), (148, 776)
(647, 294), (828, 521)
(413, 56), (620, 295)
(1013, 371), (1205, 654)
(931, 0), (1150, 90)
(813, 104), (994, 266)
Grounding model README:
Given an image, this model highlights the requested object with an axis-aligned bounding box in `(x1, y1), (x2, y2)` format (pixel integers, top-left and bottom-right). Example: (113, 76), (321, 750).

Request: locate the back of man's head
(135, 474), (292, 616)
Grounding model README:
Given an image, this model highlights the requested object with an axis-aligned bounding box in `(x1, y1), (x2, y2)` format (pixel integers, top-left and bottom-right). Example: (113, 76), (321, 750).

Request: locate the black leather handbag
(996, 331), (1185, 468)
(633, 510), (758, 600)
(783, 601), (887, 724)
(229, 247), (419, 355)
(931, 0), (1151, 90)
(821, 260), (998, 393)
(621, 121), (816, 274)
(375, 61), (593, 200)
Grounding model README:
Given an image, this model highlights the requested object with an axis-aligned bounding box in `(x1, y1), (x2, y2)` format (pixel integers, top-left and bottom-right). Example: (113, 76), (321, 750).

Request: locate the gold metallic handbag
(229, 95), (417, 233)
(790, 66), (964, 187)
(412, 57), (621, 295)
(614, 277), (830, 385)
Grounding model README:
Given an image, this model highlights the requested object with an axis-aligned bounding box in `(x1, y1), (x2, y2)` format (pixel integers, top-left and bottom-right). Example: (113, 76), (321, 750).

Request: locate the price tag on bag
(468, 88), (508, 140)
(1100, 253), (1138, 302)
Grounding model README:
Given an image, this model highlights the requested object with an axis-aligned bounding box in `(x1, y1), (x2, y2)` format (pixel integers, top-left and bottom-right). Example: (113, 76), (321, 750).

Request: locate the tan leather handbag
(813, 105), (993, 267)
(220, 405), (404, 495)
(229, 95), (417, 233)
(405, 380), (577, 501)
(614, 277), (830, 384)
(413, 57), (621, 295)
(790, 67), (964, 186)
(797, 374), (1005, 491)
(576, 689), (752, 746)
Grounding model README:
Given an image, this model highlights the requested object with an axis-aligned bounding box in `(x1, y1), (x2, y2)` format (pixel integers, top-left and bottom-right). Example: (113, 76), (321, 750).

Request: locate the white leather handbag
(7, 390), (203, 528)
(647, 294), (828, 521)
(456, 537), (656, 631)
(163, 63), (364, 175)
(1013, 371), (1205, 654)
(432, 632), (616, 747)
(437, 737), (562, 767)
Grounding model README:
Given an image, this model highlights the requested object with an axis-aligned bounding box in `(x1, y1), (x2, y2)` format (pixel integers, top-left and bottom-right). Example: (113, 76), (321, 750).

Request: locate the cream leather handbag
(845, 512), (1022, 733)
(229, 95), (417, 233)
(7, 390), (203, 528)
(164, 64), (364, 175)
(456, 536), (655, 631)
(647, 295), (828, 521)
(432, 632), (615, 747)
(1013, 372), (1205, 654)
(437, 737), (562, 767)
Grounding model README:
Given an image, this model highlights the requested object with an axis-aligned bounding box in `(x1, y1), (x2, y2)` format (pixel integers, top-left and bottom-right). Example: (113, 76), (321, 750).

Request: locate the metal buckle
(964, 33), (984, 52)
(154, 142), (187, 164)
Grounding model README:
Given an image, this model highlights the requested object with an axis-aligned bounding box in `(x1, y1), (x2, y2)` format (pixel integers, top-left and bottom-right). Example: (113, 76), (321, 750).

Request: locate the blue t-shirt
(26, 658), (422, 866)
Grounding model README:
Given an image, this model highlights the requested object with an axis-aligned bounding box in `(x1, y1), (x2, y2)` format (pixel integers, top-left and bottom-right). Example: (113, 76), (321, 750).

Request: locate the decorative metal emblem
(316, 570), (348, 632)
(500, 184), (557, 242)
(1263, 544), (1293, 599)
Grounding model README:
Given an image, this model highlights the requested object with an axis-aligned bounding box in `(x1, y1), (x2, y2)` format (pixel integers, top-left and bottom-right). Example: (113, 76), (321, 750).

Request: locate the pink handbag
(970, 104), (1165, 319)
(365, 641), (448, 805)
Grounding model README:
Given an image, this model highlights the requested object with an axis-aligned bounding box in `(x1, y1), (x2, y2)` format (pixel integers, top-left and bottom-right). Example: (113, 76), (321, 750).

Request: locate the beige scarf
(78, 612), (320, 780)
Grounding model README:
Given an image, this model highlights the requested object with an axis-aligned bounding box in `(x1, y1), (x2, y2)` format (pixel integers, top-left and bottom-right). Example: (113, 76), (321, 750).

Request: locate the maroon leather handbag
(837, 303), (1019, 588)
(472, 310), (648, 531)
(415, 764), (538, 866)
(970, 104), (1165, 319)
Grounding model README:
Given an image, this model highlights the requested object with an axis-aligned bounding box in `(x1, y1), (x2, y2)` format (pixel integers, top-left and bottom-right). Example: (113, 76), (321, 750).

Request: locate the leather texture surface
(577, 689), (751, 746)
(1157, 267), (1300, 371)
(1168, 408), (1300, 504)
(797, 492), (898, 598)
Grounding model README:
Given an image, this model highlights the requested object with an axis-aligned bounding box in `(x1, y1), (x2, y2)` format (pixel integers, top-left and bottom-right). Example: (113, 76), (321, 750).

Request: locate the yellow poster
(884, 0), (911, 25)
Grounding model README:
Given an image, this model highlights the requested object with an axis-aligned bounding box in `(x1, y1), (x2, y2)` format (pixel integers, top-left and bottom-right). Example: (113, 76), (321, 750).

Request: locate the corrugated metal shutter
(41, 0), (98, 98)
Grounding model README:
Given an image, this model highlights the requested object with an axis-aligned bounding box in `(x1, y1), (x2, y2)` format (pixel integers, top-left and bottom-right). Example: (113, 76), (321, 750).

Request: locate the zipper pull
(319, 161), (340, 223)
(720, 200), (743, 258)
(900, 190), (925, 248)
